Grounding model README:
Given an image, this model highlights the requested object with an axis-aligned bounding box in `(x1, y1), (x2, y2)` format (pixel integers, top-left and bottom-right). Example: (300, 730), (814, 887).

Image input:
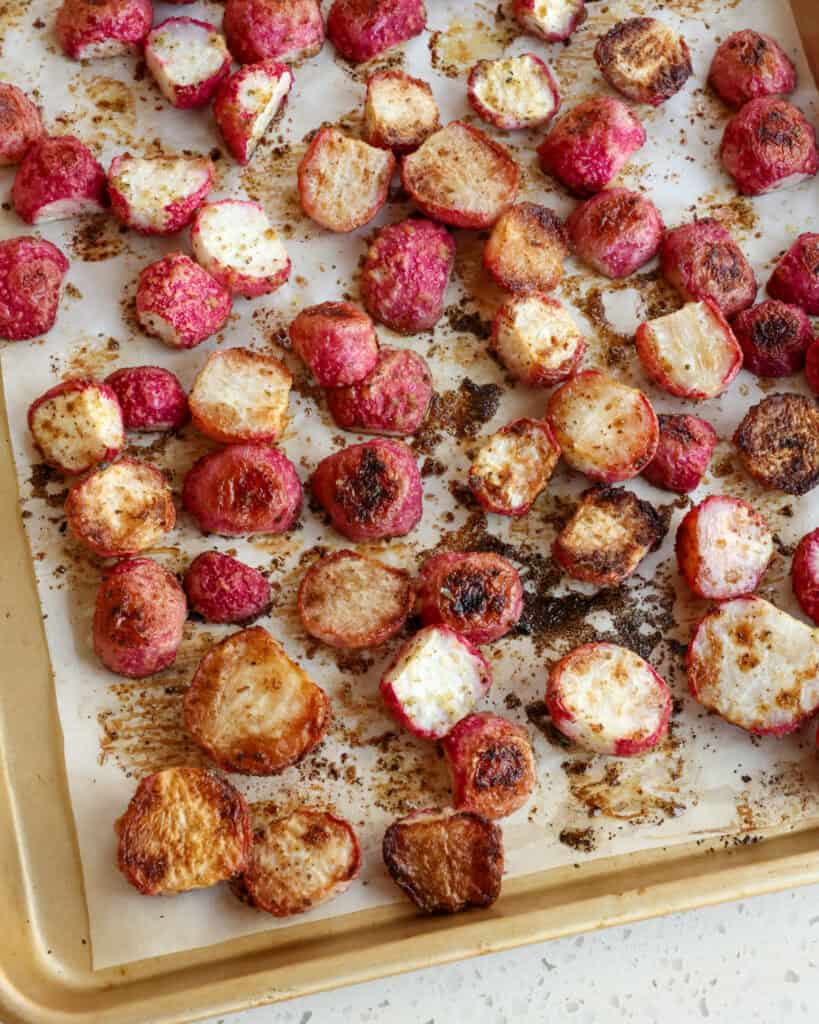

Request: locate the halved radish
(380, 625), (492, 740)
(467, 53), (560, 131)
(792, 529), (819, 625)
(145, 18), (231, 109)
(105, 365), (189, 433)
(191, 199), (290, 297)
(108, 153), (213, 235)
(688, 596), (819, 735)
(731, 300), (814, 377)
(184, 551), (271, 625)
(184, 626), (330, 775)
(364, 70), (439, 154)
(214, 61), (294, 165)
(223, 0), (324, 64)
(513, 0), (586, 43)
(594, 17), (692, 107)
(401, 121), (519, 229)
(442, 713), (535, 820)
(546, 370), (658, 483)
(135, 252), (232, 349)
(566, 188), (663, 279)
(0, 236), (68, 341)
(0, 84), (42, 166)
(546, 642), (672, 755)
(469, 417), (560, 517)
(675, 496), (773, 600)
(288, 301), (379, 388)
(491, 292), (585, 387)
(483, 202), (567, 293)
(189, 346), (292, 444)
(28, 377), (124, 475)
(326, 347), (433, 437)
(660, 219), (757, 318)
(231, 806), (360, 916)
(635, 300), (743, 400)
(734, 394), (819, 495)
(12, 135), (107, 224)
(56, 0), (152, 61)
(326, 0), (426, 63)
(641, 413), (717, 494)
(767, 233), (819, 315)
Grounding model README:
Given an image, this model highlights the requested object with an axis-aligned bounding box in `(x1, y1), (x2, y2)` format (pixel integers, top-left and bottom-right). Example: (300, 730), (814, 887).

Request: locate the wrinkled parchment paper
(2, 0), (819, 970)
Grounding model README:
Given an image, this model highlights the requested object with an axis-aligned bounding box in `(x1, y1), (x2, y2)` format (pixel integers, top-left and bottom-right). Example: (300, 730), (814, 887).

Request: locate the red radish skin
(720, 97), (818, 196)
(443, 713), (536, 820)
(223, 0), (325, 64)
(641, 414), (717, 494)
(380, 625), (492, 740)
(731, 300), (814, 377)
(214, 61), (294, 165)
(28, 378), (124, 474)
(793, 529), (819, 626)
(537, 97), (645, 197)
(184, 552), (271, 624)
(12, 136), (107, 224)
(183, 444), (302, 537)
(417, 551), (523, 645)
(289, 302), (379, 388)
(360, 219), (455, 334)
(0, 236), (68, 341)
(709, 30), (797, 109)
(94, 558), (187, 678)
(566, 188), (663, 279)
(326, 348), (433, 437)
(56, 0), (152, 60)
(767, 233), (819, 315)
(0, 84), (43, 166)
(660, 219), (756, 318)
(136, 252), (232, 350)
(105, 366), (189, 433)
(547, 643), (672, 756)
(327, 0), (425, 63)
(310, 439), (423, 542)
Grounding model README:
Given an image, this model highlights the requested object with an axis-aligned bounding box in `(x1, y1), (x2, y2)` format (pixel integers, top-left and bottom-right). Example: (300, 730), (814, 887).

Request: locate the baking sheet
(2, 0), (819, 971)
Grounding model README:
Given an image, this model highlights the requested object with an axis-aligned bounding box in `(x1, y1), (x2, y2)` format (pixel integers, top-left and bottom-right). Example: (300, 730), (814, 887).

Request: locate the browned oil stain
(60, 337), (121, 380)
(428, 15), (520, 78)
(240, 142), (308, 234)
(70, 216), (127, 263)
(413, 378), (502, 454)
(56, 76), (137, 150)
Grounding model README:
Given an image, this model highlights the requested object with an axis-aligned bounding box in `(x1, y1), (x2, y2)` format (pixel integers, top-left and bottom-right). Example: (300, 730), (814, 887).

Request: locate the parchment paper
(2, 0), (819, 970)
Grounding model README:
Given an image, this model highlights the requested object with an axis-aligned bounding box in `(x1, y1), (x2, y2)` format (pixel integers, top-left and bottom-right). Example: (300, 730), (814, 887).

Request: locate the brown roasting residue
(70, 216), (126, 262)
(413, 378), (502, 454)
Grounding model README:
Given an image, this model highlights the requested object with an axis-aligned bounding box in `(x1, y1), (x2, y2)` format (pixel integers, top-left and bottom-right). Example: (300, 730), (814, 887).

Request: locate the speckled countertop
(205, 886), (818, 1023)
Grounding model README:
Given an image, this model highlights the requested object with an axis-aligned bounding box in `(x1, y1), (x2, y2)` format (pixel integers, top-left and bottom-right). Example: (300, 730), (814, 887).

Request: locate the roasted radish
(364, 71), (439, 154)
(469, 417), (560, 517)
(56, 0), (152, 60)
(566, 188), (663, 279)
(491, 292), (585, 387)
(184, 626), (330, 774)
(182, 443), (302, 536)
(360, 218), (455, 334)
(223, 0), (324, 64)
(327, 0), (426, 63)
(720, 97), (818, 196)
(443, 713), (535, 820)
(108, 153), (213, 235)
(688, 596), (819, 735)
(709, 30), (797, 109)
(537, 97), (645, 197)
(733, 394), (819, 495)
(0, 236), (68, 341)
(297, 127), (395, 233)
(28, 378), (124, 474)
(401, 121), (519, 229)
(116, 767), (250, 896)
(553, 486), (665, 588)
(417, 551), (523, 645)
(65, 457), (176, 557)
(136, 252), (232, 349)
(793, 529), (819, 626)
(676, 496), (773, 600)
(513, 0), (585, 43)
(189, 347), (292, 444)
(105, 366), (188, 433)
(145, 17), (231, 109)
(326, 347), (433, 436)
(0, 84), (42, 166)
(483, 202), (567, 293)
(310, 439), (423, 542)
(380, 625), (492, 740)
(635, 300), (743, 400)
(547, 643), (671, 755)
(289, 301), (379, 388)
(594, 17), (692, 107)
(731, 300), (814, 377)
(661, 219), (756, 318)
(12, 135), (107, 224)
(467, 53), (560, 131)
(191, 199), (290, 297)
(214, 61), (294, 165)
(297, 549), (414, 649)
(184, 551), (271, 624)
(94, 558), (187, 678)
(641, 413), (717, 494)
(231, 806), (360, 916)
(767, 233), (819, 315)
(546, 370), (658, 483)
